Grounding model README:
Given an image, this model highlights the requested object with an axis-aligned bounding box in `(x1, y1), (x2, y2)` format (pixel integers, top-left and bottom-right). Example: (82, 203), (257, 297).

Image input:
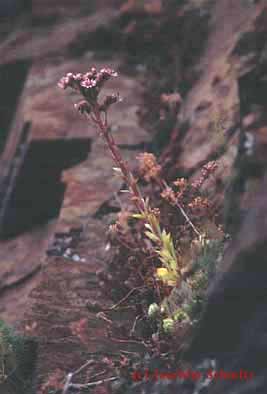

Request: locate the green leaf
(149, 214), (161, 236)
(169, 257), (178, 274)
(145, 231), (159, 243)
(132, 213), (144, 219)
(157, 249), (173, 262)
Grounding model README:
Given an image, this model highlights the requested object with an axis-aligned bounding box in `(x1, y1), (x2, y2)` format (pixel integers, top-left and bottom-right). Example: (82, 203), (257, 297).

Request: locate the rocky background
(0, 0), (267, 393)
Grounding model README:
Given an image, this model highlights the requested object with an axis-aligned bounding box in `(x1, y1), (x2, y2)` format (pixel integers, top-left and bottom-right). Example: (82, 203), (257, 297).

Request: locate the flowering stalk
(58, 67), (146, 214)
(58, 66), (180, 283)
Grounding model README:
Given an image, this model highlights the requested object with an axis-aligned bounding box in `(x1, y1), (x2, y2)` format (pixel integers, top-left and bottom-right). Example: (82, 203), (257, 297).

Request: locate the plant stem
(88, 107), (146, 214)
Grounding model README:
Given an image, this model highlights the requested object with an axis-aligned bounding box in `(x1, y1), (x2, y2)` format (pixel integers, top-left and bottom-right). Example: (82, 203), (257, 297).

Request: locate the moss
(183, 239), (224, 322)
(0, 320), (37, 394)
(194, 239), (223, 277)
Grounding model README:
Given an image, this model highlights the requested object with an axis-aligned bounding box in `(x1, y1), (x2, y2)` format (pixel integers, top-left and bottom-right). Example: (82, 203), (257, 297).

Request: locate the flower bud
(100, 93), (121, 112)
(73, 73), (83, 81)
(74, 100), (91, 115)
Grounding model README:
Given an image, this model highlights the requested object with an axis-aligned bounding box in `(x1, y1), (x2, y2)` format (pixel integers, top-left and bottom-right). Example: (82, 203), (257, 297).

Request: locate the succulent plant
(148, 303), (160, 318)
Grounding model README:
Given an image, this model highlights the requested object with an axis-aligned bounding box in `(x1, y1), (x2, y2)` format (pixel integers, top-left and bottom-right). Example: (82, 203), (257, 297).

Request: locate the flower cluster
(137, 152), (162, 182)
(191, 161), (218, 191)
(58, 66), (118, 103)
(159, 161), (218, 232)
(188, 196), (210, 218)
(58, 67), (118, 90)
(160, 186), (176, 204)
(201, 160), (218, 176)
(173, 177), (189, 202)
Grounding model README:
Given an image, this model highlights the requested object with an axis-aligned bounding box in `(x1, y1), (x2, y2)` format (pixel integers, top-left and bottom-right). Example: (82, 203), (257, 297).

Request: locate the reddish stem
(90, 106), (146, 214)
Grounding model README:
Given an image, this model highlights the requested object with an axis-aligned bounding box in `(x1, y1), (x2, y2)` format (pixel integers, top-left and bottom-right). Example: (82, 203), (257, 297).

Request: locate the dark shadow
(239, 68), (267, 117)
(0, 59), (32, 155)
(0, 0), (31, 18)
(93, 199), (121, 220)
(0, 138), (91, 239)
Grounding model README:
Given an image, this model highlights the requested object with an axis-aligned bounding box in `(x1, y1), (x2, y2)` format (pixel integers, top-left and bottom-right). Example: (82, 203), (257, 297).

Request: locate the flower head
(73, 73), (83, 81)
(188, 196), (210, 217)
(58, 73), (76, 89)
(58, 66), (119, 101)
(201, 160), (218, 176)
(81, 78), (97, 89)
(160, 186), (176, 204)
(137, 152), (161, 182)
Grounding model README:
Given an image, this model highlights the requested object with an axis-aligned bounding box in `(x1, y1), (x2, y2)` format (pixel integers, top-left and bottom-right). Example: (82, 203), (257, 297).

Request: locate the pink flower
(100, 67), (118, 77)
(73, 73), (83, 81)
(81, 79), (97, 89)
(58, 66), (120, 109)
(57, 76), (69, 89)
(58, 73), (75, 89)
(58, 67), (118, 93)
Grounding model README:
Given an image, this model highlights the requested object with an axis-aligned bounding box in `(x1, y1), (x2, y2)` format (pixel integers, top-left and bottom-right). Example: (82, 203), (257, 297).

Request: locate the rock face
(0, 1), (147, 317)
(166, 2), (267, 392)
(160, 1), (267, 214)
(1, 0), (267, 393)
(120, 1), (267, 393)
(0, 3), (149, 392)
(182, 180), (267, 394)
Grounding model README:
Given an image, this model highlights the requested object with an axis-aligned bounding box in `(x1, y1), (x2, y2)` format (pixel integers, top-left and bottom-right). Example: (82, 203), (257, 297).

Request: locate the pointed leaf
(132, 213), (144, 219)
(145, 223), (153, 232)
(145, 231), (159, 243)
